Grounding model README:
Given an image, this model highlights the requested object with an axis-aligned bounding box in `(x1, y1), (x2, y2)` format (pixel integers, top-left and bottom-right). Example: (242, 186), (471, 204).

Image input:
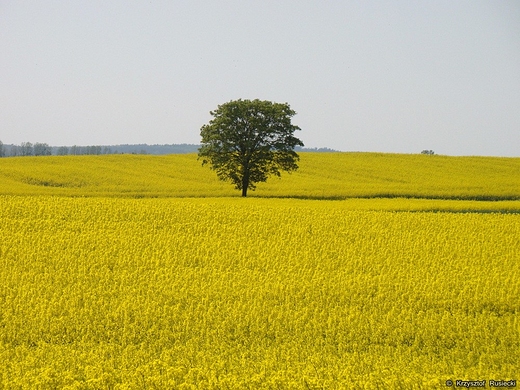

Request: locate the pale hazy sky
(1, 1), (519, 156)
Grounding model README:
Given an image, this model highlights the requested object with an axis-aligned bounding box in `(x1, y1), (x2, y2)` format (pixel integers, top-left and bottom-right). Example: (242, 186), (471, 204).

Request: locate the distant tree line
(0, 141), (54, 157)
(0, 142), (202, 157)
(0, 141), (339, 158)
(294, 146), (337, 153)
(0, 142), (112, 157)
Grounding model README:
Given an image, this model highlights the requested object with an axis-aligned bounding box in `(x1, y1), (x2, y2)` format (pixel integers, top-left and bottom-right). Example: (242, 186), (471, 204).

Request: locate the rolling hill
(1, 152), (519, 200)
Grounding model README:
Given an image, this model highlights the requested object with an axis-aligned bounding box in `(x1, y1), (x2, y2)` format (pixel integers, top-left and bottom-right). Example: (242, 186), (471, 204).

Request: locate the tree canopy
(198, 99), (304, 196)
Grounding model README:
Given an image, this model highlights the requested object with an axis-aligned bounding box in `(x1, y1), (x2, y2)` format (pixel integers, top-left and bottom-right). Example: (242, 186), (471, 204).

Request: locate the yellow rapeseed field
(0, 153), (519, 199)
(0, 153), (519, 388)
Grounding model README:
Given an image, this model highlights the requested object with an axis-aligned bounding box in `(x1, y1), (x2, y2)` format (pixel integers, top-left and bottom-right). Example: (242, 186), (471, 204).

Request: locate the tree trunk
(241, 171), (249, 197)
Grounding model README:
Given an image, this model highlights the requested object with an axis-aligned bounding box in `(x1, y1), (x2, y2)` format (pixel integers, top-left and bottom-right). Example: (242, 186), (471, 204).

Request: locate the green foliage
(198, 99), (304, 196)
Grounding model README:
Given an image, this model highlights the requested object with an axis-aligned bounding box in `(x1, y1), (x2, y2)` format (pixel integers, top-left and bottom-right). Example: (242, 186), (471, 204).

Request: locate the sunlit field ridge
(0, 152), (519, 200)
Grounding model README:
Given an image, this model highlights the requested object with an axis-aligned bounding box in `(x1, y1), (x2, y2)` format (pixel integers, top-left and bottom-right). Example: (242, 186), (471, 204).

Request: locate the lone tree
(198, 99), (304, 197)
